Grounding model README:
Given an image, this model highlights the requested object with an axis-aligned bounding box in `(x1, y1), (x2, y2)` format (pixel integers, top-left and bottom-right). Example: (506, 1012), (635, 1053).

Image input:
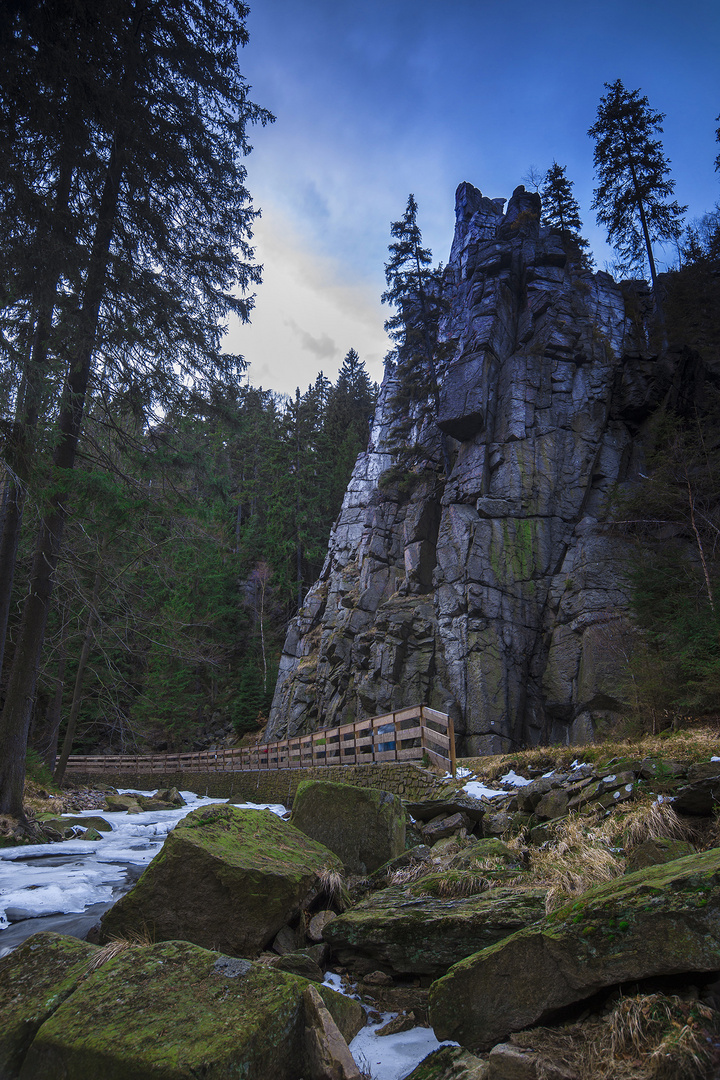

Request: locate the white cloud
(225, 208), (389, 395)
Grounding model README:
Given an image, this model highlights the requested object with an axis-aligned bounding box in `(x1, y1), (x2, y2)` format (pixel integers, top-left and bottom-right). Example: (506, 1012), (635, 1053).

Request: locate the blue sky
(226, 0), (720, 395)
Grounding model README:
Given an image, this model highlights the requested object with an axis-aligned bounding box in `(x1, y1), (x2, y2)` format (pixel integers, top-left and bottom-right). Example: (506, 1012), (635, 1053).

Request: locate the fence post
(448, 714), (456, 778)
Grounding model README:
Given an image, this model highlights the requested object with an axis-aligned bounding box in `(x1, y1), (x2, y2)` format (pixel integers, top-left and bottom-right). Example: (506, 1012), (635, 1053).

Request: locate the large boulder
(290, 779), (406, 874)
(9, 936), (364, 1080)
(325, 878), (547, 976)
(0, 933), (97, 1079)
(672, 762), (720, 814)
(429, 847), (720, 1051)
(99, 804), (342, 957)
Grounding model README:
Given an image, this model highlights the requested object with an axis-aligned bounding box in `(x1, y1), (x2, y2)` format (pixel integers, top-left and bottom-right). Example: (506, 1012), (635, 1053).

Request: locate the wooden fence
(65, 705), (455, 778)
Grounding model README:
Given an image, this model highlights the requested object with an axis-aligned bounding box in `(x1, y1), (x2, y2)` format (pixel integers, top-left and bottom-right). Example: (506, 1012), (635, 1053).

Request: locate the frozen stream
(0, 788), (452, 1079)
(0, 789), (285, 958)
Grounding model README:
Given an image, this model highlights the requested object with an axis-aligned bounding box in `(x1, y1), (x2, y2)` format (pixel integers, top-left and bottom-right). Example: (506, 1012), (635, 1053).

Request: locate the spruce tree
(0, 0), (272, 818)
(540, 162), (591, 263)
(588, 80), (686, 306)
(381, 195), (451, 476)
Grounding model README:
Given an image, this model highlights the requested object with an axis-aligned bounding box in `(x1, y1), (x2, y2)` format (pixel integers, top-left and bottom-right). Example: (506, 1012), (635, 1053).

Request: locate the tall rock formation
(267, 182), (706, 754)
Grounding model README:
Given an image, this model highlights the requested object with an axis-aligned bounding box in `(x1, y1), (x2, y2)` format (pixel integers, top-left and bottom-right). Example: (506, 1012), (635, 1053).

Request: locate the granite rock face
(267, 182), (708, 754)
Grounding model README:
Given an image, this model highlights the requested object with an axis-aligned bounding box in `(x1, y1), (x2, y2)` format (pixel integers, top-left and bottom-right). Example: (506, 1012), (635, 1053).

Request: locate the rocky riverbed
(3, 746), (720, 1078)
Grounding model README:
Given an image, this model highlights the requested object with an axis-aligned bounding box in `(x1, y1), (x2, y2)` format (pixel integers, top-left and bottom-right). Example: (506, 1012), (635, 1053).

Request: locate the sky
(225, 0), (720, 397)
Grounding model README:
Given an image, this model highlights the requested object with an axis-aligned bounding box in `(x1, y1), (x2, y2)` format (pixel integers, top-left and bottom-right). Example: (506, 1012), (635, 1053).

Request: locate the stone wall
(66, 762), (459, 807)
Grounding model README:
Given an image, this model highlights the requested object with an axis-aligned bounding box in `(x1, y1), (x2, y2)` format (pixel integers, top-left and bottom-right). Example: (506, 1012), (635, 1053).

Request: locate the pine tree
(715, 113), (720, 173)
(0, 0), (272, 818)
(540, 162), (591, 264)
(381, 195), (451, 476)
(588, 80), (686, 306)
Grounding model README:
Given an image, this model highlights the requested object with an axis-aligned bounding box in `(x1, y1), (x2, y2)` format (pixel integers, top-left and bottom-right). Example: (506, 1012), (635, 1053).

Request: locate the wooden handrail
(64, 704), (455, 777)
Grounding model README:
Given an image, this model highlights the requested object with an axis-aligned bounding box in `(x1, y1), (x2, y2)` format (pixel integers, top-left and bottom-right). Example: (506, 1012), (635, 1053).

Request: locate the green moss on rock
(36, 816), (112, 833)
(291, 779), (406, 874)
(0, 932), (98, 1078)
(17, 939), (364, 1080)
(325, 881), (546, 976)
(429, 846), (720, 1052)
(99, 805), (341, 957)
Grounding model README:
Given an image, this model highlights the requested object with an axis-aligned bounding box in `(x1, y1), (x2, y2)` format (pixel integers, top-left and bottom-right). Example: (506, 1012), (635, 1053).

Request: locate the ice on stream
(0, 790), (286, 956)
(322, 973), (455, 1080)
(350, 1020), (454, 1080)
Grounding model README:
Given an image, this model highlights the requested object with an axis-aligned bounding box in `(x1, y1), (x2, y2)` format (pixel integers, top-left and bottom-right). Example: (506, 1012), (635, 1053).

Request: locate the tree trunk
(0, 156), (75, 678)
(54, 556), (103, 783)
(620, 124), (666, 341)
(41, 612), (69, 772)
(0, 5), (145, 818)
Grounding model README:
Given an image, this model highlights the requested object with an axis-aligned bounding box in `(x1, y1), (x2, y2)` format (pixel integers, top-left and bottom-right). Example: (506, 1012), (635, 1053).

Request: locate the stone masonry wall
(66, 762), (459, 807)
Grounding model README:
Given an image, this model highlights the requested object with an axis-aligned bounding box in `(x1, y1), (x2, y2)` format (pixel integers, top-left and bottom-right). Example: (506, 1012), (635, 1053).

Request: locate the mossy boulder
(99, 805), (342, 957)
(13, 937), (364, 1080)
(429, 847), (720, 1051)
(37, 815), (112, 834)
(403, 1044), (488, 1079)
(325, 879), (547, 976)
(104, 794), (143, 813)
(136, 789), (186, 811)
(625, 837), (696, 871)
(290, 779), (406, 874)
(0, 932), (98, 1079)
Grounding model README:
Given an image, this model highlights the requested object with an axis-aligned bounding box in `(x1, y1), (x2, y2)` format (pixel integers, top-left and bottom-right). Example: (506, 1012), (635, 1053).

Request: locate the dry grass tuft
(602, 994), (715, 1080)
(317, 867), (345, 902)
(621, 799), (699, 852)
(529, 817), (623, 913)
(706, 810), (720, 850)
(388, 863), (431, 887)
(431, 873), (490, 899)
(516, 993), (718, 1080)
(86, 928), (154, 971)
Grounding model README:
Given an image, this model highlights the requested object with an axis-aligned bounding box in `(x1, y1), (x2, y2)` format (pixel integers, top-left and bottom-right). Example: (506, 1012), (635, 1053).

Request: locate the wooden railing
(65, 705), (455, 778)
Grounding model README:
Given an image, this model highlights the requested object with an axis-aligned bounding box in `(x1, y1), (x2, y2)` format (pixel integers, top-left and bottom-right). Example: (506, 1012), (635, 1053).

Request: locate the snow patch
(462, 780), (504, 800)
(500, 770), (532, 786)
(350, 1016), (456, 1080)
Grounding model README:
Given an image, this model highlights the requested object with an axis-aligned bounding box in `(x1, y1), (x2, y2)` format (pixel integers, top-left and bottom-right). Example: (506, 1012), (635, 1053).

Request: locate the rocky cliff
(267, 182), (707, 754)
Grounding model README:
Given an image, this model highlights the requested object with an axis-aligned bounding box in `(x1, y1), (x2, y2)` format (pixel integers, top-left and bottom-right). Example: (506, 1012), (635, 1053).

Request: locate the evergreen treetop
(540, 162), (591, 263)
(588, 79), (686, 289)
